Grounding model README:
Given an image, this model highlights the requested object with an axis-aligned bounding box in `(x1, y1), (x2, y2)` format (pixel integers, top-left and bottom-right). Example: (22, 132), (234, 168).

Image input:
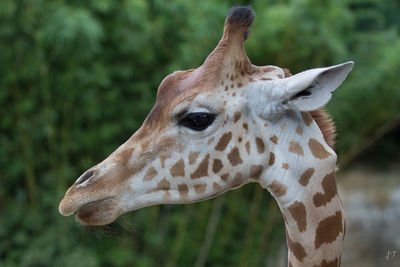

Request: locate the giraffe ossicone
(59, 5), (353, 267)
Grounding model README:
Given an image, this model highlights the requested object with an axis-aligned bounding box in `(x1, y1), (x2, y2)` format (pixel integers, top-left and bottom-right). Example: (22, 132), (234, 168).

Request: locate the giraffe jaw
(73, 196), (122, 226)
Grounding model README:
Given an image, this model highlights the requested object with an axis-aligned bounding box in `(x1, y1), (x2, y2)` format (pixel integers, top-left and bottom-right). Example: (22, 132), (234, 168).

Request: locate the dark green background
(1, 0), (399, 266)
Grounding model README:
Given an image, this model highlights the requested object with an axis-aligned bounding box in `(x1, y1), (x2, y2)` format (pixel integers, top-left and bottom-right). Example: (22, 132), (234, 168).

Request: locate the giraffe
(59, 6), (353, 267)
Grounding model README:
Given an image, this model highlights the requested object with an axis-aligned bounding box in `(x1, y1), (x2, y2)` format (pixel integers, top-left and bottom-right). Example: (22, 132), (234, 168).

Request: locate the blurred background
(1, 0), (399, 266)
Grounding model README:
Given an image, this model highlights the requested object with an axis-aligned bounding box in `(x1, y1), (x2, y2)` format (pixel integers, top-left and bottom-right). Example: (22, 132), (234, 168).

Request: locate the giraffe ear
(283, 61), (354, 111)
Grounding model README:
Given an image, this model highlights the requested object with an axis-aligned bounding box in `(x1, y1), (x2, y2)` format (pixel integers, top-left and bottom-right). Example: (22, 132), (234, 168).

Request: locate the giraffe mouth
(74, 196), (121, 226)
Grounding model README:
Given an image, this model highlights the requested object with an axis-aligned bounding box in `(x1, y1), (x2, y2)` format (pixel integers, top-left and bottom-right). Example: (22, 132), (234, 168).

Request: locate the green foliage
(1, 0), (399, 266)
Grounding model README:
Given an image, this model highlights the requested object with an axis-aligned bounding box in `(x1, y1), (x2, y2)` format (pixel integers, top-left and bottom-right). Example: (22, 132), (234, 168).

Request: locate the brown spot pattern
(250, 165), (263, 180)
(178, 183), (189, 199)
(143, 166), (158, 181)
(234, 111), (241, 122)
(315, 211), (343, 249)
(113, 160), (147, 183)
(215, 132), (232, 151)
(227, 147), (243, 166)
(212, 159), (223, 173)
(289, 141), (304, 156)
(243, 123), (248, 131)
(231, 173), (243, 187)
(282, 163), (289, 170)
(245, 141), (250, 154)
(287, 233), (307, 263)
(314, 258), (339, 267)
(220, 173), (229, 181)
(309, 138), (331, 159)
(302, 112), (313, 126)
(191, 154), (210, 179)
(296, 126), (303, 135)
(194, 183), (207, 194)
(268, 152), (275, 166)
(269, 135), (278, 144)
(115, 148), (134, 165)
(189, 152), (199, 165)
(313, 171), (337, 207)
(263, 67), (276, 72)
(160, 153), (170, 168)
(255, 137), (265, 153)
(147, 178), (171, 193)
(213, 182), (222, 191)
(299, 168), (315, 186)
(170, 159), (185, 177)
(267, 180), (287, 197)
(288, 201), (307, 232)
(141, 140), (151, 151)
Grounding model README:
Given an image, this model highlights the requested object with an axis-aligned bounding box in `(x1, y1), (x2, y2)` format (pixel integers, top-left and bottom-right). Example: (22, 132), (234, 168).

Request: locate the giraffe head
(59, 6), (353, 226)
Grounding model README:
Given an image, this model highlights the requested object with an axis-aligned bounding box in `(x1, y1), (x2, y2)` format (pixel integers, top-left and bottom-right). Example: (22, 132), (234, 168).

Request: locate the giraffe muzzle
(58, 165), (124, 221)
(59, 177), (123, 225)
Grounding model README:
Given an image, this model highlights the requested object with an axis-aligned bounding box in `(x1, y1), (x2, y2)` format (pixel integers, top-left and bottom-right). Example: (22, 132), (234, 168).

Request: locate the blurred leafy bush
(1, 0), (399, 266)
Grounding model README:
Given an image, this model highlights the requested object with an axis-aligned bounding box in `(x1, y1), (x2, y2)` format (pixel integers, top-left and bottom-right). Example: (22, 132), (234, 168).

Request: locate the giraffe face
(58, 68), (276, 225)
(58, 6), (353, 226)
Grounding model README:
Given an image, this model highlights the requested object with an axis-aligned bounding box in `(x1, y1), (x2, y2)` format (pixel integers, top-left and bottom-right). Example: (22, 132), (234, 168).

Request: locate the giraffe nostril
(75, 170), (95, 185)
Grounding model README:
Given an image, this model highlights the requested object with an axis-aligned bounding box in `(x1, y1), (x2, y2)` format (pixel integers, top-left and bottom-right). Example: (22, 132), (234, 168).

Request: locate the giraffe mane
(310, 109), (336, 148)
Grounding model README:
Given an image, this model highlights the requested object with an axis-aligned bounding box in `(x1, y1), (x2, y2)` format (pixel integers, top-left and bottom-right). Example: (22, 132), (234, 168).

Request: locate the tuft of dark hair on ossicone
(226, 5), (254, 28)
(225, 5), (255, 40)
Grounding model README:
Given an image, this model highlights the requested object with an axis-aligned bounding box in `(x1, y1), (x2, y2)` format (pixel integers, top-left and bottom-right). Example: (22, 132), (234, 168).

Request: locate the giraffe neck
(258, 112), (344, 267)
(283, 192), (343, 267)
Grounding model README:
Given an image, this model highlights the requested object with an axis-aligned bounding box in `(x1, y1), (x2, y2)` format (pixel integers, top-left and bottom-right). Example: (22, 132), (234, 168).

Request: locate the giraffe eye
(179, 112), (216, 131)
